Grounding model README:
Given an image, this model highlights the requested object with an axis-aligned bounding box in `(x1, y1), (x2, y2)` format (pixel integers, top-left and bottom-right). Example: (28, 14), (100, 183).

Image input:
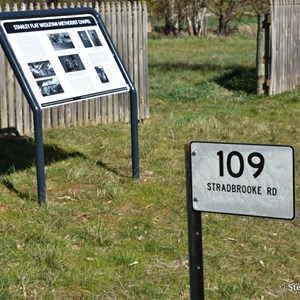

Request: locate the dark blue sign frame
(0, 8), (139, 204)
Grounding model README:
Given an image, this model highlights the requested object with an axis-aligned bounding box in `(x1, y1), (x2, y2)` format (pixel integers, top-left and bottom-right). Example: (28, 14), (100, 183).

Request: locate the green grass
(0, 35), (299, 299)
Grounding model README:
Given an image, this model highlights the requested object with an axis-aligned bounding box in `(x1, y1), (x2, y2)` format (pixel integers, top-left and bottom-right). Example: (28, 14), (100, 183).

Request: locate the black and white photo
(78, 30), (93, 48)
(95, 66), (109, 83)
(59, 54), (85, 73)
(88, 30), (102, 46)
(37, 78), (64, 97)
(28, 60), (56, 79)
(48, 32), (75, 50)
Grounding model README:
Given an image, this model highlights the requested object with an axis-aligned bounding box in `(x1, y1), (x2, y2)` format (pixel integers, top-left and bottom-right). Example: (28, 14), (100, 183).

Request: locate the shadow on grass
(0, 128), (86, 200)
(96, 160), (130, 178)
(149, 62), (222, 73)
(1, 178), (31, 201)
(213, 66), (257, 94)
(150, 62), (257, 95)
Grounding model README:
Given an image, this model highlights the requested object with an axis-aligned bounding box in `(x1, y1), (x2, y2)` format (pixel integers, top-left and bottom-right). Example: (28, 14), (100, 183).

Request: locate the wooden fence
(0, 1), (149, 135)
(257, 0), (300, 95)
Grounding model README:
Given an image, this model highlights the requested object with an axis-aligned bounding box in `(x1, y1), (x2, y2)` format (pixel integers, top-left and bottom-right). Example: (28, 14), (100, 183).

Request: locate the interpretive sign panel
(0, 8), (139, 204)
(190, 142), (295, 219)
(0, 12), (129, 108)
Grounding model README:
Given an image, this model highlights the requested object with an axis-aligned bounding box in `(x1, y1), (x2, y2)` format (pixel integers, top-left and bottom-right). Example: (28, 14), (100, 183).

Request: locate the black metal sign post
(129, 88), (140, 179)
(33, 111), (47, 204)
(185, 145), (205, 300)
(0, 8), (140, 204)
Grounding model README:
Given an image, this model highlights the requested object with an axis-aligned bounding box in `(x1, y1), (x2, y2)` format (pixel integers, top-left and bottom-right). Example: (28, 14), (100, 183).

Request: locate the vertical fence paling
(268, 0), (300, 95)
(0, 1), (149, 135)
(257, 14), (267, 95)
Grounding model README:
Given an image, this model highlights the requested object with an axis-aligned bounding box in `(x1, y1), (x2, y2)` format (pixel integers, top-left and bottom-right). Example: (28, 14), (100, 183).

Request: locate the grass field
(0, 35), (299, 299)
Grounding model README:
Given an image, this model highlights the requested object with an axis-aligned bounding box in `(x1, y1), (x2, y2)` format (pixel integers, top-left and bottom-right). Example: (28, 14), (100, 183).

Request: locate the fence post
(264, 14), (271, 95)
(257, 14), (265, 95)
(256, 14), (271, 95)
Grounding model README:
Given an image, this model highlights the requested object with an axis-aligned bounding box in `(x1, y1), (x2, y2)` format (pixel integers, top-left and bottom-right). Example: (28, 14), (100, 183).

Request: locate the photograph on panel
(36, 78), (64, 97)
(88, 30), (102, 47)
(59, 54), (85, 73)
(48, 32), (75, 50)
(95, 66), (109, 83)
(78, 31), (93, 48)
(28, 60), (56, 79)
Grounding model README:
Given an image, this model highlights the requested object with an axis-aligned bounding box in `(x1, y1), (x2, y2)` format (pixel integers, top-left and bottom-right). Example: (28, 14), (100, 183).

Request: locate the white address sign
(190, 142), (295, 220)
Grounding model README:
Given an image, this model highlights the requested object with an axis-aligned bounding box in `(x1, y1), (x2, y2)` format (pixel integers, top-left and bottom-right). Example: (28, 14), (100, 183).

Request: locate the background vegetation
(0, 1), (269, 36)
(0, 34), (299, 299)
(145, 0), (269, 36)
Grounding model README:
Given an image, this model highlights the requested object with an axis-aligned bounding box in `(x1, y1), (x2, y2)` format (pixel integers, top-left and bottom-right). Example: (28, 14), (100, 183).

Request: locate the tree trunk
(218, 14), (229, 35)
(197, 7), (207, 36)
(165, 16), (176, 35)
(164, 0), (176, 35)
(187, 16), (193, 36)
